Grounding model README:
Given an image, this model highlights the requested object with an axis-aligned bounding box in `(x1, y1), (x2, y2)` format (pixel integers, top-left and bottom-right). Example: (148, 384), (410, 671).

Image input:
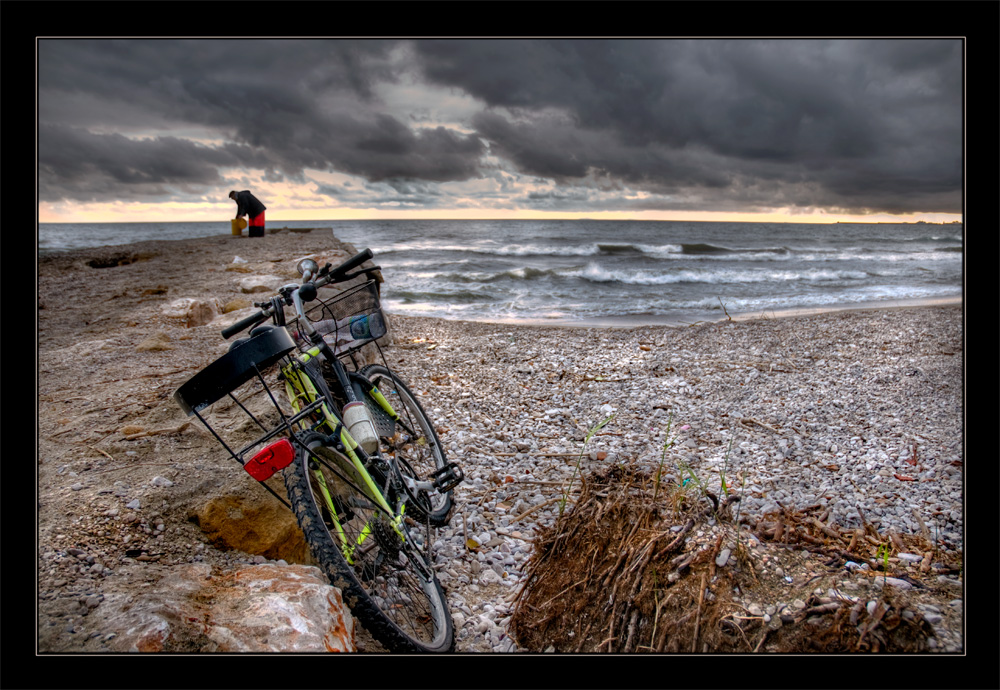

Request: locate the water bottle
(342, 401), (379, 454)
(348, 314), (372, 340)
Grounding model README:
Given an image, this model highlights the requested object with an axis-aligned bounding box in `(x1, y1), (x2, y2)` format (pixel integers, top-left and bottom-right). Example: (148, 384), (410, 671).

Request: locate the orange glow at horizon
(37, 201), (962, 226)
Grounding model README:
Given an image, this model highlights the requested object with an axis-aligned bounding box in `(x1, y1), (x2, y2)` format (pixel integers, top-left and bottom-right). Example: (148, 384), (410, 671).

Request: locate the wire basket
(173, 325), (326, 494)
(290, 279), (387, 358)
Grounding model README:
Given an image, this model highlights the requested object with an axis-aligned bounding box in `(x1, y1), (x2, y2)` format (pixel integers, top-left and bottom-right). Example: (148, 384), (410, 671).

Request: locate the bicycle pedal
(429, 463), (464, 493)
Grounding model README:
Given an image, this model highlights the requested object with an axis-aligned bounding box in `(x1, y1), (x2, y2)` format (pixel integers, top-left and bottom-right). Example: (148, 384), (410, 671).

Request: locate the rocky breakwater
(37, 232), (377, 653)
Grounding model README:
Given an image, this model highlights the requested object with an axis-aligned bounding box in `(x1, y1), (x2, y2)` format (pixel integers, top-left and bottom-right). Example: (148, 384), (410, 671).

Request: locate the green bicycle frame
(281, 352), (406, 562)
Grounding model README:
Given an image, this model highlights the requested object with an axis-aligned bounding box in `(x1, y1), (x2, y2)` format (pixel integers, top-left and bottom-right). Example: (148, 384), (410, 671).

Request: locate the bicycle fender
(174, 326), (296, 415)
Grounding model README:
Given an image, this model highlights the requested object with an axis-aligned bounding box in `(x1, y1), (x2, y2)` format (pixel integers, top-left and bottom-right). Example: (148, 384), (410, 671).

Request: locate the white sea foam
(572, 263), (869, 286)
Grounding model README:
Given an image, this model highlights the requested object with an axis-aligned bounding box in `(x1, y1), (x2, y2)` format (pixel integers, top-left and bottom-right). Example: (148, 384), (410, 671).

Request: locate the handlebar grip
(330, 248), (374, 279)
(221, 310), (267, 339)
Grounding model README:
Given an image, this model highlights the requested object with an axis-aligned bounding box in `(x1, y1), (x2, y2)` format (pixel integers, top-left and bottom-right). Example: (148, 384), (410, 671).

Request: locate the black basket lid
(174, 325), (296, 415)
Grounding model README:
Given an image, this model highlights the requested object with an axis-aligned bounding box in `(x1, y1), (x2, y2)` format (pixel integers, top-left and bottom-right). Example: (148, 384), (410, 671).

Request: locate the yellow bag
(231, 218), (248, 235)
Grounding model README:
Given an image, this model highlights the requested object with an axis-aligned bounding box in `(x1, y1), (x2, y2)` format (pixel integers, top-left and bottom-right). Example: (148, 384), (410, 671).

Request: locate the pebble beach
(385, 304), (964, 652)
(36, 230), (965, 653)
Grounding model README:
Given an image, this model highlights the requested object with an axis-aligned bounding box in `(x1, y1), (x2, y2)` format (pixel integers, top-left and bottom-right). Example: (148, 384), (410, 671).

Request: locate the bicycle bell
(296, 258), (320, 279)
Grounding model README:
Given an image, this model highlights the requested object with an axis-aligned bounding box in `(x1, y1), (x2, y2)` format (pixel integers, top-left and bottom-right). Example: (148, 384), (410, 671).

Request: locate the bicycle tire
(283, 431), (454, 652)
(359, 364), (455, 527)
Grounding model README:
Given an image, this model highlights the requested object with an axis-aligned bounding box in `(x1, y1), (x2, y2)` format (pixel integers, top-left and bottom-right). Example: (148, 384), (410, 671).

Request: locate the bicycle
(173, 248), (464, 652)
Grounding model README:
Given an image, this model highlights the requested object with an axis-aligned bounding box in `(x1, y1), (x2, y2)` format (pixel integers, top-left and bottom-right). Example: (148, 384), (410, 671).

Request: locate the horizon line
(38, 216), (964, 225)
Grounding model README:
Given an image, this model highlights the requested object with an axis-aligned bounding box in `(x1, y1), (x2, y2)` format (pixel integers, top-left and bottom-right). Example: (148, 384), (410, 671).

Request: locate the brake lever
(337, 265), (382, 282)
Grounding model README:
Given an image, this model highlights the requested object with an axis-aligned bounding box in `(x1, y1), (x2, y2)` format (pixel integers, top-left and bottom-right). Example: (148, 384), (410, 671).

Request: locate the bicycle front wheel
(359, 364), (455, 527)
(283, 431), (454, 652)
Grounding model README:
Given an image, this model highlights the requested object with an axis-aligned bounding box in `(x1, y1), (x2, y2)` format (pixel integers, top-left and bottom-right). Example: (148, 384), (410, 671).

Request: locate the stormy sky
(37, 39), (963, 222)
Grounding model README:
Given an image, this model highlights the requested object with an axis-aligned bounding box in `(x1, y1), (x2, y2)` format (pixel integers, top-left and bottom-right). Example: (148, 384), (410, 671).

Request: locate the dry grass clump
(508, 464), (937, 653)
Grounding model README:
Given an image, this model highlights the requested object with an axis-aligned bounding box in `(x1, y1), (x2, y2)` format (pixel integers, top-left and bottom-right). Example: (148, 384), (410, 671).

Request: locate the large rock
(239, 275), (284, 294)
(162, 298), (219, 328)
(190, 491), (313, 565)
(136, 332), (173, 352)
(98, 563), (355, 652)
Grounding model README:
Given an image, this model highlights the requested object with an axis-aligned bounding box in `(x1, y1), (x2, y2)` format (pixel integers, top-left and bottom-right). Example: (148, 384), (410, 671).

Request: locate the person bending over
(230, 190), (267, 238)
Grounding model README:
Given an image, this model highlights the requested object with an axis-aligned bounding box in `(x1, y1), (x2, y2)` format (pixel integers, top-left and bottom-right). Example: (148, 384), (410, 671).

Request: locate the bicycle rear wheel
(359, 364), (455, 527)
(283, 431), (454, 652)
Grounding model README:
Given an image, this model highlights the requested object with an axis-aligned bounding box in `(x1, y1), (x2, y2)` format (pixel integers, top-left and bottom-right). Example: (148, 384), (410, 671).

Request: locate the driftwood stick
(911, 508), (932, 544)
(510, 495), (574, 524)
(888, 529), (906, 552)
(799, 602), (842, 619)
(707, 533), (724, 581)
(124, 421), (191, 440)
(88, 445), (114, 461)
(623, 610), (640, 653)
(810, 517), (845, 541)
(653, 518), (696, 560)
(837, 550), (871, 563)
(846, 528), (860, 553)
(574, 620), (595, 654)
(753, 630), (770, 652)
(857, 504), (881, 538)
(692, 572), (707, 653)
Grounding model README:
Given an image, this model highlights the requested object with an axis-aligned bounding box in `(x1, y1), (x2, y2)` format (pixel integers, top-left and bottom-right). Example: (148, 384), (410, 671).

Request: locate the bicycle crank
(429, 463), (464, 493)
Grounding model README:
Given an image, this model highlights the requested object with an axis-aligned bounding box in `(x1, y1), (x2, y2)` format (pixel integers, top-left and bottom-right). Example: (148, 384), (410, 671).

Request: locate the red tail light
(244, 438), (295, 481)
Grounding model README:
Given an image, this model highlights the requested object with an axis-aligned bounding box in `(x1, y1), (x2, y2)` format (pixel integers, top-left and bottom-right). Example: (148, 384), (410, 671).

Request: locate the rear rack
(173, 325), (320, 507)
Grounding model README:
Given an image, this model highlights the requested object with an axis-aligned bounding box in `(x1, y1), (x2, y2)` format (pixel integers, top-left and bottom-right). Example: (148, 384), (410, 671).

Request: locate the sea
(38, 219), (964, 326)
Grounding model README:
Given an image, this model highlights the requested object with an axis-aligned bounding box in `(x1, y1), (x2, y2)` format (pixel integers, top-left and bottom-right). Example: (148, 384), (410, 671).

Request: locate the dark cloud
(37, 39), (962, 215)
(38, 124), (242, 201)
(339, 117), (486, 182)
(38, 39), (485, 203)
(420, 39), (962, 214)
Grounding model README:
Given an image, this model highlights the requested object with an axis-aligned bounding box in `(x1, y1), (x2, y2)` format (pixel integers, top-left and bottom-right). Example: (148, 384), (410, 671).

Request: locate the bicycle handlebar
(220, 248), (375, 340)
(221, 308), (270, 339)
(327, 247), (374, 281)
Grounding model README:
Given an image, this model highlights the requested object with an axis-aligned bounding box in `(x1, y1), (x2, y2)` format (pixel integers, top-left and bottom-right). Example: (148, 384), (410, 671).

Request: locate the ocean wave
(678, 243), (793, 255)
(404, 263), (877, 287)
(794, 250), (960, 263)
(573, 263), (868, 286)
(679, 242), (730, 254)
(597, 242), (795, 259)
(681, 285), (961, 312)
(912, 234), (964, 243)
(595, 243), (647, 255)
(410, 267), (565, 284)
(384, 241), (809, 262)
(392, 288), (498, 304)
